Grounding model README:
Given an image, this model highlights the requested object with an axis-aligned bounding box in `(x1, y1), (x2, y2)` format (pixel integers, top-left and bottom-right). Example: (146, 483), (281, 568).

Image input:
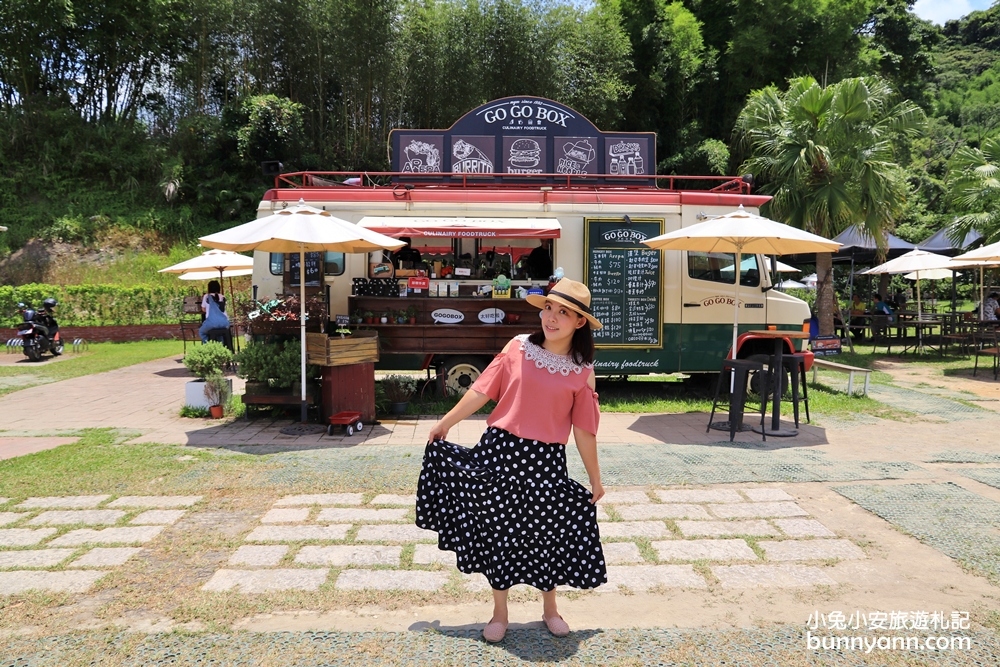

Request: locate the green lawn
(0, 339), (183, 397)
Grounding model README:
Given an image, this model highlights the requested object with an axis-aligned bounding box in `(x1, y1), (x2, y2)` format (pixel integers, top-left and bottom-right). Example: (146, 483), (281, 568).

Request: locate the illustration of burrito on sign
(403, 140), (441, 173)
(608, 140), (644, 175)
(452, 139), (493, 173)
(557, 139), (596, 174)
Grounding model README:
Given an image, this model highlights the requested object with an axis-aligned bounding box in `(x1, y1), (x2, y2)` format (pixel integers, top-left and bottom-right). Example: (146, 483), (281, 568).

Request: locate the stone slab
(130, 510), (187, 525)
(652, 539), (758, 562)
(0, 512), (26, 527)
(316, 508), (408, 523)
(599, 521), (670, 539)
(712, 564), (836, 588)
(595, 506), (610, 522)
(601, 565), (708, 592)
(48, 526), (165, 546)
(0, 498), (8, 505)
(202, 569), (327, 593)
(355, 525), (438, 543)
(245, 525), (350, 542)
(107, 496), (202, 508)
(274, 494), (363, 507)
(676, 520), (779, 537)
(260, 508), (309, 524)
(412, 544), (456, 566)
(708, 502), (808, 519)
(773, 519), (836, 538)
(229, 545), (289, 567)
(601, 490), (652, 505)
(0, 528), (57, 547)
(27, 510), (126, 526)
(335, 569), (448, 591)
(295, 545), (401, 567)
(759, 539), (866, 561)
(0, 549), (75, 568)
(654, 489), (742, 504)
(0, 570), (107, 594)
(617, 504), (712, 521)
(70, 547), (143, 568)
(16, 495), (110, 510)
(602, 541), (644, 564)
(370, 494), (415, 506)
(741, 488), (795, 502)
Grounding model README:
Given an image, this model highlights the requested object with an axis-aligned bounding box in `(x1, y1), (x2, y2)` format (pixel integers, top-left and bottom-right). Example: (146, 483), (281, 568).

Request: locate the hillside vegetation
(1, 0), (999, 283)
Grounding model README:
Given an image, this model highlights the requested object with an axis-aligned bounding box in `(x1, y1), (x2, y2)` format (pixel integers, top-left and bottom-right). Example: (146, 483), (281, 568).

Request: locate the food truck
(251, 96), (810, 393)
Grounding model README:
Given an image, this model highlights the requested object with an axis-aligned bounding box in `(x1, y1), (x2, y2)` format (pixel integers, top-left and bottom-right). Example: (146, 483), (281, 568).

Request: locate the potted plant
(406, 304), (419, 324)
(334, 325), (352, 338)
(203, 373), (231, 418)
(381, 374), (416, 414)
(183, 342), (234, 409)
(380, 312), (389, 324)
(396, 309), (408, 324)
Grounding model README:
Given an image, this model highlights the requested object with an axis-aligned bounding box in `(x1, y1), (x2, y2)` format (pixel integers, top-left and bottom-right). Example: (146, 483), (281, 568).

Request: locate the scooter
(16, 302), (62, 362)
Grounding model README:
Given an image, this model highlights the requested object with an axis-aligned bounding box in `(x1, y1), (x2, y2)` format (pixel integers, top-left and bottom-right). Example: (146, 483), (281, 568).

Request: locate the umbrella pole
(916, 272), (923, 352)
(981, 267), (985, 321)
(730, 250), (742, 394)
(300, 248), (308, 424)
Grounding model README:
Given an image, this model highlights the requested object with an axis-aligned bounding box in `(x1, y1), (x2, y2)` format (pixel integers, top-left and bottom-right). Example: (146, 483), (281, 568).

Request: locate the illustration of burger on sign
(504, 136), (545, 174)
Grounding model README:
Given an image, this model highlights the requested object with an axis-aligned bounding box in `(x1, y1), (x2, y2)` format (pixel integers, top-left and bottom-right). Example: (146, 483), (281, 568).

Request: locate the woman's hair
(528, 319), (595, 366)
(208, 280), (221, 293)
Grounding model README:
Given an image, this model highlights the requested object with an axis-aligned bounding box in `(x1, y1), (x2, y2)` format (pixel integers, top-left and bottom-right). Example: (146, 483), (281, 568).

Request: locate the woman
(198, 280), (230, 343)
(985, 292), (999, 321)
(416, 278), (606, 643)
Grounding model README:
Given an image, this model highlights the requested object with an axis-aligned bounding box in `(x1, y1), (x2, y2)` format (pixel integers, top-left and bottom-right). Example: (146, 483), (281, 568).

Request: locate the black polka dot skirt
(415, 427), (607, 591)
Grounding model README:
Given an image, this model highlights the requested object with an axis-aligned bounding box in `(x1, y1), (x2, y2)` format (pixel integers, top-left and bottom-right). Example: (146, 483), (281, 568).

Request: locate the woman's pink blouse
(470, 337), (600, 444)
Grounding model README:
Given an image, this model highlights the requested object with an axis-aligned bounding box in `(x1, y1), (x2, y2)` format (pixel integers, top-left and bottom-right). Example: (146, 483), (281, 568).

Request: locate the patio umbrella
(642, 206), (840, 360)
(903, 268), (960, 281)
(777, 279), (808, 290)
(159, 249), (255, 293)
(199, 201), (404, 424)
(955, 241), (1000, 319)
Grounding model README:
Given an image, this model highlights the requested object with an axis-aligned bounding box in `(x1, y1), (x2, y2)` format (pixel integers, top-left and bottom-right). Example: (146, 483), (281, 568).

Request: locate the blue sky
(912, 0), (997, 25)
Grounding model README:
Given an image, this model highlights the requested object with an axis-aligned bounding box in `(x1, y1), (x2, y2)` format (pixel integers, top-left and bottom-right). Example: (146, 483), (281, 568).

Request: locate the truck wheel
(442, 356), (488, 396)
(745, 353), (790, 401)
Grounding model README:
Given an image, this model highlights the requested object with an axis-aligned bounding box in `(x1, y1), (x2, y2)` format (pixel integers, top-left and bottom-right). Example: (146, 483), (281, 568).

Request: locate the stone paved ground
(3, 355), (1000, 665)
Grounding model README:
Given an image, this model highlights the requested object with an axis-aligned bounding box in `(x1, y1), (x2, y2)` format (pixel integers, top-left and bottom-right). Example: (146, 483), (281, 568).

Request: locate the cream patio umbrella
(199, 201), (404, 424)
(954, 241), (1000, 319)
(642, 206), (840, 361)
(158, 249), (255, 292)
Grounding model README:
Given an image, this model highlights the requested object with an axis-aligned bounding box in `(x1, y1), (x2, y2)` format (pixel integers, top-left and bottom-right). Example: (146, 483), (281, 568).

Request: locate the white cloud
(912, 0), (996, 25)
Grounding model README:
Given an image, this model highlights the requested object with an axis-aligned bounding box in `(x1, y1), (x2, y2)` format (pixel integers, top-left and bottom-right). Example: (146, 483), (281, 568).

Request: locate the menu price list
(589, 248), (660, 346)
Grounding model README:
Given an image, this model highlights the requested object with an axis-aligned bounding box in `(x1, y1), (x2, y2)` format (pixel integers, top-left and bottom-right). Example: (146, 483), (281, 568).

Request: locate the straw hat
(526, 278), (603, 330)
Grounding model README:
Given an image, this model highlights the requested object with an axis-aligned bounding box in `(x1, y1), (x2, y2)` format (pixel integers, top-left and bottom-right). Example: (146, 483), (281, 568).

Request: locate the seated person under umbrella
(391, 237), (422, 268)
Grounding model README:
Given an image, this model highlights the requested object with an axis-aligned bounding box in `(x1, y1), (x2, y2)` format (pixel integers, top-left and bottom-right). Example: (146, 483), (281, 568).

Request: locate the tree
(948, 136), (1000, 244)
(735, 76), (924, 335)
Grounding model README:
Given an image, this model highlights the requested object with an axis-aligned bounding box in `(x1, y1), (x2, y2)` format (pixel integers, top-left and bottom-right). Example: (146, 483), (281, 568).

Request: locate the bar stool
(778, 354), (810, 427)
(708, 358), (769, 442)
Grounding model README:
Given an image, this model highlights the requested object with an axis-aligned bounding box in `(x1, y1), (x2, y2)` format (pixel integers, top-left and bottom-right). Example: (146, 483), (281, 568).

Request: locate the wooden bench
(810, 358), (872, 396)
(242, 392), (317, 417)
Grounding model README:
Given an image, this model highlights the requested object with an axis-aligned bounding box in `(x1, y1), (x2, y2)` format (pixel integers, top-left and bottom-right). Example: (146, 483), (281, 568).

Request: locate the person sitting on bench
(199, 280), (230, 344)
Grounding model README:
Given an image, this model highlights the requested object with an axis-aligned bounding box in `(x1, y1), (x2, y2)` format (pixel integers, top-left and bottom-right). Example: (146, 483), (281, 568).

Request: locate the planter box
(185, 378), (232, 408)
(306, 331), (379, 367)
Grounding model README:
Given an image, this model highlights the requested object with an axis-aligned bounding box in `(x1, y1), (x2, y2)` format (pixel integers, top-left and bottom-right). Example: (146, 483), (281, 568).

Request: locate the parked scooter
(16, 298), (63, 362)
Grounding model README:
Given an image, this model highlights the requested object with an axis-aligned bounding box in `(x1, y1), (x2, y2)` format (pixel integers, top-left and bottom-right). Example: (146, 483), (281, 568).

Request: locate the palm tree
(735, 76), (924, 335)
(948, 137), (1000, 243)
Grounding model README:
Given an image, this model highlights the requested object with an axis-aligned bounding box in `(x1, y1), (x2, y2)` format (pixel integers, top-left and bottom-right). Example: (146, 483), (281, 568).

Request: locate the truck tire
(745, 353), (790, 401)
(441, 356), (489, 396)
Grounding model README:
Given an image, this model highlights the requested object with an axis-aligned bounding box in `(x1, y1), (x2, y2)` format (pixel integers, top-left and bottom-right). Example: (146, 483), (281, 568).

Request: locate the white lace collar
(517, 334), (591, 376)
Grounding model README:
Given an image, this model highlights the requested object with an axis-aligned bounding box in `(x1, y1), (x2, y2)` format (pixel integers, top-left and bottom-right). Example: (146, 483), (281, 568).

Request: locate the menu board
(290, 252), (322, 287)
(586, 219), (663, 348)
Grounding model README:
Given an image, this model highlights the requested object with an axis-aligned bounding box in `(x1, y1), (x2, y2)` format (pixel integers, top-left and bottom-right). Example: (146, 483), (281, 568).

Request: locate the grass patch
(0, 340), (184, 397)
(180, 405), (211, 418)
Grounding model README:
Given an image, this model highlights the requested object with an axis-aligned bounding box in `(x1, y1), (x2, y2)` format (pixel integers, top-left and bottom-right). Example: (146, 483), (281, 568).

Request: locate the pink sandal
(543, 614), (570, 637)
(482, 619), (508, 643)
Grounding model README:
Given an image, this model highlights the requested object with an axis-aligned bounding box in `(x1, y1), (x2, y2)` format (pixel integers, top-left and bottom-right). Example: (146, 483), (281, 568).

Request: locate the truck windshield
(688, 252), (760, 287)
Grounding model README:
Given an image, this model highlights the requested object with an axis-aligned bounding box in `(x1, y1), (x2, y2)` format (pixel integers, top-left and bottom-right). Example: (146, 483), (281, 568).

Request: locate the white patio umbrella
(955, 241), (1000, 319)
(177, 268), (254, 281)
(903, 268), (960, 281)
(199, 201), (403, 423)
(158, 249), (255, 293)
(642, 206), (840, 360)
(778, 279), (808, 290)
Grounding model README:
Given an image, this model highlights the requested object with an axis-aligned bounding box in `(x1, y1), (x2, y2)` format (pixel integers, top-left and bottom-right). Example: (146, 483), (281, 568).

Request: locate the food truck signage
(431, 308), (464, 324)
(391, 96), (654, 184)
(478, 308), (505, 324)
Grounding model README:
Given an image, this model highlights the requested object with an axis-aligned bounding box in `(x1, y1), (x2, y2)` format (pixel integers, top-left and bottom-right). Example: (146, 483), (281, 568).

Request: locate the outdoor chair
(973, 325), (1000, 380)
(870, 314), (894, 354)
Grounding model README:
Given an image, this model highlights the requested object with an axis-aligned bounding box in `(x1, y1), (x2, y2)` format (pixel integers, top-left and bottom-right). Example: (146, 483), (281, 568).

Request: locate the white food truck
(251, 97), (810, 393)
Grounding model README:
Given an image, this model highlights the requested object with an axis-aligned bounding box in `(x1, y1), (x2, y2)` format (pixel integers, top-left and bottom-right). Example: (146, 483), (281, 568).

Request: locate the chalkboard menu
(585, 219), (663, 348)
(290, 252), (322, 287)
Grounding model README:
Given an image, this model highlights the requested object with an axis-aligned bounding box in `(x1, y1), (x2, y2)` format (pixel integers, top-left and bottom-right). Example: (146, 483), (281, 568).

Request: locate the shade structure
(953, 241), (1000, 319)
(919, 225), (982, 256)
(643, 206), (840, 363)
(357, 216), (561, 239)
(863, 249), (956, 349)
(199, 202), (404, 423)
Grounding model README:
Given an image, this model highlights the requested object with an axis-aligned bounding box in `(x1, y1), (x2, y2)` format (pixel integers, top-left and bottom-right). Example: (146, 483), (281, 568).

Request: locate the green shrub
(183, 342), (233, 379)
(0, 283), (197, 327)
(180, 405), (211, 418)
(235, 340), (318, 388)
(381, 374), (417, 403)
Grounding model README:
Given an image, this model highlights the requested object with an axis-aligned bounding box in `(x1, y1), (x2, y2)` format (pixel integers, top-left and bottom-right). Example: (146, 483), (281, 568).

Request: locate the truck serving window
(324, 252), (345, 276)
(688, 252), (760, 287)
(270, 253), (284, 275)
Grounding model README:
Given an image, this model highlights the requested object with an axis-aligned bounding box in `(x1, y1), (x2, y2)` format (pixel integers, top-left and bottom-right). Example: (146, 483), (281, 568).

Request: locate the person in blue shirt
(874, 294), (895, 322)
(199, 281), (230, 343)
